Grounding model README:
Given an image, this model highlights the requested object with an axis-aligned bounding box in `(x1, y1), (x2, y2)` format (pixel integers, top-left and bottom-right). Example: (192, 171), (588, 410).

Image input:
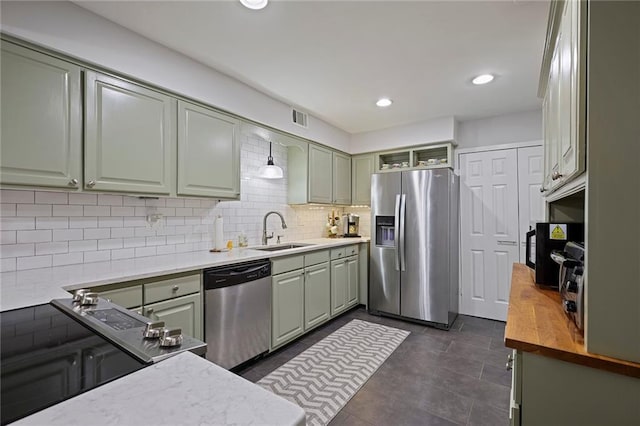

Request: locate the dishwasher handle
(204, 261), (271, 290)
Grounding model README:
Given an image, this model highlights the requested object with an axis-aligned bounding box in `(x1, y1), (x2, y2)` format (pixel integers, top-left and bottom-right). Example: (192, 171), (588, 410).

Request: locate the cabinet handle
(172, 285), (179, 292)
(147, 308), (154, 314)
(539, 186), (547, 193)
(68, 178), (78, 186)
(551, 172), (563, 181)
(87, 180), (96, 188)
(506, 354), (514, 371)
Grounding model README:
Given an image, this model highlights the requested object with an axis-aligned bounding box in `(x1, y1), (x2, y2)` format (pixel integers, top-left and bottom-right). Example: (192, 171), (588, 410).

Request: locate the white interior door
(517, 146), (545, 261)
(460, 149), (519, 321)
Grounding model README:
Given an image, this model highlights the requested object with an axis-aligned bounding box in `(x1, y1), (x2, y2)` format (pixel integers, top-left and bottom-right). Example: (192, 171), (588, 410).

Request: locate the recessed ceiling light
(472, 74), (495, 85)
(240, 0), (268, 10)
(376, 98), (393, 107)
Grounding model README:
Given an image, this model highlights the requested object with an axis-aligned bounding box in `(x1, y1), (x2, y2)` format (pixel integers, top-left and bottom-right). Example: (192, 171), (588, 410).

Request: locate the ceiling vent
(292, 108), (308, 128)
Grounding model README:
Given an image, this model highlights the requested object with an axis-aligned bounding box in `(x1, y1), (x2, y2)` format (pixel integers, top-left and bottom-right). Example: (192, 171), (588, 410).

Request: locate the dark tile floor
(236, 307), (512, 426)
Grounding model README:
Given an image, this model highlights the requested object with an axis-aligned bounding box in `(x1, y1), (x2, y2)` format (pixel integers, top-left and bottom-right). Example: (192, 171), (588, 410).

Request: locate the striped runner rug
(257, 319), (410, 426)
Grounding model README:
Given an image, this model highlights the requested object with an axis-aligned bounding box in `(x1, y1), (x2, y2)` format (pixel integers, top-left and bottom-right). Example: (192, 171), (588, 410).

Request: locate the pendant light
(257, 142), (283, 179)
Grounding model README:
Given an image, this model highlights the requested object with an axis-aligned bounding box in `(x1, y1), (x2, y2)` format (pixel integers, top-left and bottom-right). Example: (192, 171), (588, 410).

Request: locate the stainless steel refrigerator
(369, 169), (459, 328)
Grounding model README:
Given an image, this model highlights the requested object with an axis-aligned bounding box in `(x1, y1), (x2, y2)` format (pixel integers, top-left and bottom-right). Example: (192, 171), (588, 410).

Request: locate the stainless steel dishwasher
(203, 260), (271, 370)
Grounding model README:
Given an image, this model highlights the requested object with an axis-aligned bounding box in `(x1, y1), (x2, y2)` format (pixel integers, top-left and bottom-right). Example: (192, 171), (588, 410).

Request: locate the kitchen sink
(253, 243), (313, 252)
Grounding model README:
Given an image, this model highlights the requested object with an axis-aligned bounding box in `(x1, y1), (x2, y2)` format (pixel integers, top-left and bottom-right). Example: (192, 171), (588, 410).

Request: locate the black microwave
(525, 222), (584, 287)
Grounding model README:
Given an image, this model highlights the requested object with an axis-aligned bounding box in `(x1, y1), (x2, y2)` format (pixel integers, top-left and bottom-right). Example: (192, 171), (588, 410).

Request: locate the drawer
(144, 273), (201, 304)
(304, 250), (330, 267)
(331, 244), (359, 260)
(272, 255), (304, 275)
(98, 285), (142, 309)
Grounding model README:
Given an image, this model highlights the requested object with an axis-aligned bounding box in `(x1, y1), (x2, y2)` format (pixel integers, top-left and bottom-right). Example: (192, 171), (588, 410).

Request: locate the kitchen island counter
(0, 237), (369, 312)
(13, 351), (306, 426)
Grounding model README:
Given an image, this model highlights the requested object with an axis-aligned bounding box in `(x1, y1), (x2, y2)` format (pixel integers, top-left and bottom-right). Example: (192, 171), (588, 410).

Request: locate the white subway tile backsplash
(97, 194), (123, 206)
(98, 216), (123, 228)
(35, 191), (68, 204)
(0, 231), (17, 245)
(111, 248), (134, 260)
(1, 204), (16, 217)
(17, 230), (52, 244)
(35, 242), (68, 255)
(17, 255), (52, 270)
(52, 252), (83, 266)
(135, 246), (156, 257)
(53, 205), (84, 217)
(111, 207), (134, 216)
(68, 193), (97, 205)
(0, 140), (344, 272)
(84, 250), (111, 263)
(1, 190), (34, 204)
(98, 238), (123, 250)
(17, 204), (52, 217)
(36, 217), (69, 230)
(69, 240), (98, 252)
(53, 229), (84, 242)
(69, 217), (98, 229)
(84, 206), (110, 216)
(84, 228), (111, 240)
(1, 243), (35, 258)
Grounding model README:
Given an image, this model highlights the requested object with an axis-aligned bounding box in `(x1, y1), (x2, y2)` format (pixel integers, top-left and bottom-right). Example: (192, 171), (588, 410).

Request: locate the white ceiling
(74, 0), (549, 134)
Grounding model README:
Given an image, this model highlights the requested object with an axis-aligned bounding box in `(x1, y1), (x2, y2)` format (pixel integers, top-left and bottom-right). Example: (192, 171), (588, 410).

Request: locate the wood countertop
(505, 263), (640, 378)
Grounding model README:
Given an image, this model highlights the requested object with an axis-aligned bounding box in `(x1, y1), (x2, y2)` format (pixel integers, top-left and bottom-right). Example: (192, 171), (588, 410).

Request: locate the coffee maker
(342, 213), (360, 237)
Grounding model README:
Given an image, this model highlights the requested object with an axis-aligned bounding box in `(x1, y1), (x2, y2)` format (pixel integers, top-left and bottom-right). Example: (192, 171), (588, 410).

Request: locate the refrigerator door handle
(399, 193), (407, 271)
(394, 194), (401, 271)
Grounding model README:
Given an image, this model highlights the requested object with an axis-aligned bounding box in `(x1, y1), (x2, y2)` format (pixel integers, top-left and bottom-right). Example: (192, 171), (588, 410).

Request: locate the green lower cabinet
(143, 293), (202, 340)
(330, 259), (348, 317)
(304, 262), (330, 331)
(346, 255), (359, 308)
(271, 269), (305, 349)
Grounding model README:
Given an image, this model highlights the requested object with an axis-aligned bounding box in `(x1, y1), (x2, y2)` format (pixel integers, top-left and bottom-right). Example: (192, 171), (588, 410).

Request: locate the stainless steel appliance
(342, 213), (360, 237)
(369, 169), (459, 329)
(204, 260), (271, 370)
(552, 241), (585, 332)
(1, 296), (206, 424)
(525, 222), (584, 287)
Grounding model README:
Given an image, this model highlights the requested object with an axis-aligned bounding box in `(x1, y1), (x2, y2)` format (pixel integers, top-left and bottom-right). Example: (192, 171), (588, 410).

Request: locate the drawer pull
(147, 308), (154, 314)
(172, 285), (179, 292)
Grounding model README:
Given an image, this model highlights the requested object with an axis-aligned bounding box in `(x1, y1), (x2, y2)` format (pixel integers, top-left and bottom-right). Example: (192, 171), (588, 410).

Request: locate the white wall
(349, 116), (456, 154)
(456, 109), (542, 149)
(0, 0), (350, 152)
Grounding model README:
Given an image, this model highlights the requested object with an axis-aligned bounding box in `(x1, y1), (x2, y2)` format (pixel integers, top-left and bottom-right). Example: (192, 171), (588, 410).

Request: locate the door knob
(87, 180), (96, 188)
(68, 178), (78, 186)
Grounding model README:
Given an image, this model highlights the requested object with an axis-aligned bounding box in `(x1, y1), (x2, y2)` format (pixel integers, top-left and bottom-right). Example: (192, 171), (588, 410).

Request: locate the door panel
(460, 150), (519, 321)
(333, 152), (351, 205)
(517, 146), (545, 261)
(308, 145), (333, 203)
(400, 170), (450, 323)
(144, 293), (202, 340)
(271, 270), (304, 348)
(330, 259), (347, 317)
(369, 172), (401, 315)
(304, 262), (330, 330)
(346, 256), (359, 307)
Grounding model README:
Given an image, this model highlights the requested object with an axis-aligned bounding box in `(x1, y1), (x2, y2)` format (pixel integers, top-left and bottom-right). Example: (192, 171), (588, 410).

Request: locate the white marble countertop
(14, 352), (307, 426)
(0, 237), (369, 312)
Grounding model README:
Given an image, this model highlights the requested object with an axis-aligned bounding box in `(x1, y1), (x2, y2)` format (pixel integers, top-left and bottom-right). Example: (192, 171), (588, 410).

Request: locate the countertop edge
(505, 263), (640, 379)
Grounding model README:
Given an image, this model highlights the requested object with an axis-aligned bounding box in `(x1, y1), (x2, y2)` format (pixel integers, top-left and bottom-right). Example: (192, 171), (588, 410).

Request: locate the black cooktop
(0, 304), (146, 425)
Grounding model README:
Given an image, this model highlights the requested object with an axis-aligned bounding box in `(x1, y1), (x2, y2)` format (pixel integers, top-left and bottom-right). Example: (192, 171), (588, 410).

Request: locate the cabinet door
(351, 154), (374, 205)
(143, 293), (202, 340)
(85, 71), (175, 195)
(0, 41), (82, 189)
(271, 269), (305, 348)
(346, 255), (359, 308)
(308, 144), (333, 203)
(177, 101), (240, 198)
(547, 46), (561, 190)
(330, 259), (348, 317)
(333, 152), (352, 205)
(98, 285), (142, 309)
(304, 262), (330, 331)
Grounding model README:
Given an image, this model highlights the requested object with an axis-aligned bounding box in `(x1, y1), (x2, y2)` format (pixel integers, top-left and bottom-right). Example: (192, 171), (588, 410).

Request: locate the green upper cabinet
(333, 152), (352, 205)
(0, 41), (82, 189)
(351, 154), (374, 206)
(177, 101), (240, 198)
(308, 144), (333, 203)
(84, 71), (176, 195)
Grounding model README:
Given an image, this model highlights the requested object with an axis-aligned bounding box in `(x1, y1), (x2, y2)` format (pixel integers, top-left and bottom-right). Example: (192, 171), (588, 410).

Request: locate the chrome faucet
(262, 211), (287, 245)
